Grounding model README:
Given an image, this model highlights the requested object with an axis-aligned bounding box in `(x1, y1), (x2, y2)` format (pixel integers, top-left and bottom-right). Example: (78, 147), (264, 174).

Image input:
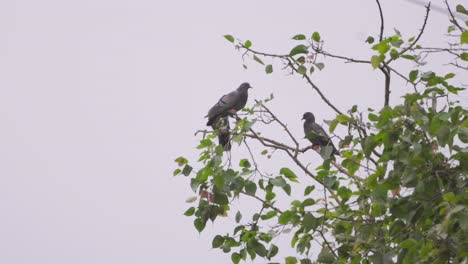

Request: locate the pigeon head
(302, 112), (315, 122)
(237, 82), (252, 92)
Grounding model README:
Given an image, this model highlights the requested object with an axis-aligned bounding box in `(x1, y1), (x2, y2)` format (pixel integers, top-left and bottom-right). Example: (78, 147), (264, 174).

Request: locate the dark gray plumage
(302, 112), (339, 156)
(206, 82), (252, 150)
(213, 116), (231, 151)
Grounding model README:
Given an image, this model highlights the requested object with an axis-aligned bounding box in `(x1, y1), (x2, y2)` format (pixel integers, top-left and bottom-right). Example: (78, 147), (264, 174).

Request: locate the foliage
(175, 2), (468, 263)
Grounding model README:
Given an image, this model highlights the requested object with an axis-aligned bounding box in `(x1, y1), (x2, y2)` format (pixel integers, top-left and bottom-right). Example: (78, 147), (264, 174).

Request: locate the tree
(174, 1), (468, 263)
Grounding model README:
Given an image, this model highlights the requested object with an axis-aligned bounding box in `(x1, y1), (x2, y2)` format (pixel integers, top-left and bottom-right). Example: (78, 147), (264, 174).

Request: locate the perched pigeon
(206, 82), (252, 150)
(302, 112), (339, 157)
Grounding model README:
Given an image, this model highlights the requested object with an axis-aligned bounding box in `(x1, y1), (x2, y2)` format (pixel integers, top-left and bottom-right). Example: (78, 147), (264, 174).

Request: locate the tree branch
(238, 44), (344, 116)
(445, 0), (466, 32)
(387, 3), (431, 64)
(375, 0), (385, 42)
(240, 191), (283, 214)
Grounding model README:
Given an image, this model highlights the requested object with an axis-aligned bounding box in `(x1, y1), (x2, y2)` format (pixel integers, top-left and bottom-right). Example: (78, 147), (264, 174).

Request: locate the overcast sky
(0, 0), (466, 263)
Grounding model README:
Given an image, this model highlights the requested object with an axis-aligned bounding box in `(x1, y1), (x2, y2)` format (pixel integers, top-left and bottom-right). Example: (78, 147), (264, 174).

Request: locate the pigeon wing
(206, 91), (240, 126)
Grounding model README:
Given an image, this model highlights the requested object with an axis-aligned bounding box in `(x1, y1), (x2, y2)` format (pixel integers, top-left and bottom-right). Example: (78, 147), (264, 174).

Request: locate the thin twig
(286, 58), (344, 115)
(318, 186), (338, 259)
(239, 44), (344, 116)
(387, 3), (431, 64)
(445, 0), (466, 32)
(375, 0), (385, 42)
(256, 100), (300, 148)
(240, 191), (283, 214)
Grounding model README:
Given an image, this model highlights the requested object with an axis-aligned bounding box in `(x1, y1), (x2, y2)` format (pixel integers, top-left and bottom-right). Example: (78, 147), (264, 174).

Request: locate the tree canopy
(175, 1), (468, 263)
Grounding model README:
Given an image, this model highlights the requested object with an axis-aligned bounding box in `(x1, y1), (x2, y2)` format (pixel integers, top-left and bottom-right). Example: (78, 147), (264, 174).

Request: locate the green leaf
(317, 247), (335, 263)
(366, 36), (375, 44)
(315, 62), (325, 70)
(461, 53), (468, 61)
(368, 113), (379, 122)
(223, 35), (234, 43)
(456, 4), (468, 15)
(297, 65), (307, 74)
(286, 256), (298, 264)
(444, 73), (455, 80)
(270, 176), (287, 187)
(301, 198), (315, 207)
(400, 238), (417, 249)
(261, 210), (277, 220)
(371, 55), (384, 69)
(289, 45), (308, 57)
(282, 184), (291, 196)
(292, 34), (306, 40)
(253, 55), (265, 65)
(312, 31), (321, 42)
(213, 174), (224, 189)
(401, 54), (416, 60)
(278, 211), (293, 224)
(320, 145), (334, 160)
(437, 126), (450, 146)
(303, 213), (319, 231)
(239, 159), (251, 168)
(197, 139), (213, 149)
(173, 168), (181, 176)
(304, 185), (315, 195)
(244, 180), (257, 195)
(363, 135), (377, 158)
(329, 119), (339, 133)
(252, 240), (268, 257)
(175, 156), (188, 166)
(212, 235), (225, 248)
(323, 175), (337, 189)
(182, 165), (192, 176)
(461, 31), (468, 44)
(194, 218), (206, 232)
(390, 49), (399, 60)
(265, 64), (273, 74)
(244, 40), (252, 48)
(372, 41), (391, 54)
(267, 244), (279, 259)
(184, 207), (195, 216)
(231, 253), (241, 264)
(458, 127), (468, 143)
(280, 167), (298, 182)
(409, 70), (419, 82)
(309, 66), (315, 75)
(235, 211), (242, 223)
(214, 192), (229, 205)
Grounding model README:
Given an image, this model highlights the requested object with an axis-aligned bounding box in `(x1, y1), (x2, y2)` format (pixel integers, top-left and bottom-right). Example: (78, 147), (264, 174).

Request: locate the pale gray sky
(0, 0), (465, 263)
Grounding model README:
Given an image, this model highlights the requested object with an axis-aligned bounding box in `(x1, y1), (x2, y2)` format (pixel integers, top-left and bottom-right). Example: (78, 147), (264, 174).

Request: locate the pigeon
(206, 82), (252, 150)
(302, 112), (340, 157)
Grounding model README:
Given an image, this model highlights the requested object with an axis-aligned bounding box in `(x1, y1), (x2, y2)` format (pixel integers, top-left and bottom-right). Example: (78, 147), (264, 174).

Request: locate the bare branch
(286, 58), (344, 115)
(238, 44), (344, 116)
(388, 3), (431, 64)
(380, 66), (391, 107)
(375, 0), (385, 42)
(256, 100), (300, 149)
(445, 0), (466, 32)
(240, 191), (283, 214)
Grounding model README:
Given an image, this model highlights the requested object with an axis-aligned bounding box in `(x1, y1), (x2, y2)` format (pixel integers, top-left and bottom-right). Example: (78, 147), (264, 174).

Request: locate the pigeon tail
(218, 131), (232, 151)
(211, 117), (231, 151)
(206, 117), (215, 126)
